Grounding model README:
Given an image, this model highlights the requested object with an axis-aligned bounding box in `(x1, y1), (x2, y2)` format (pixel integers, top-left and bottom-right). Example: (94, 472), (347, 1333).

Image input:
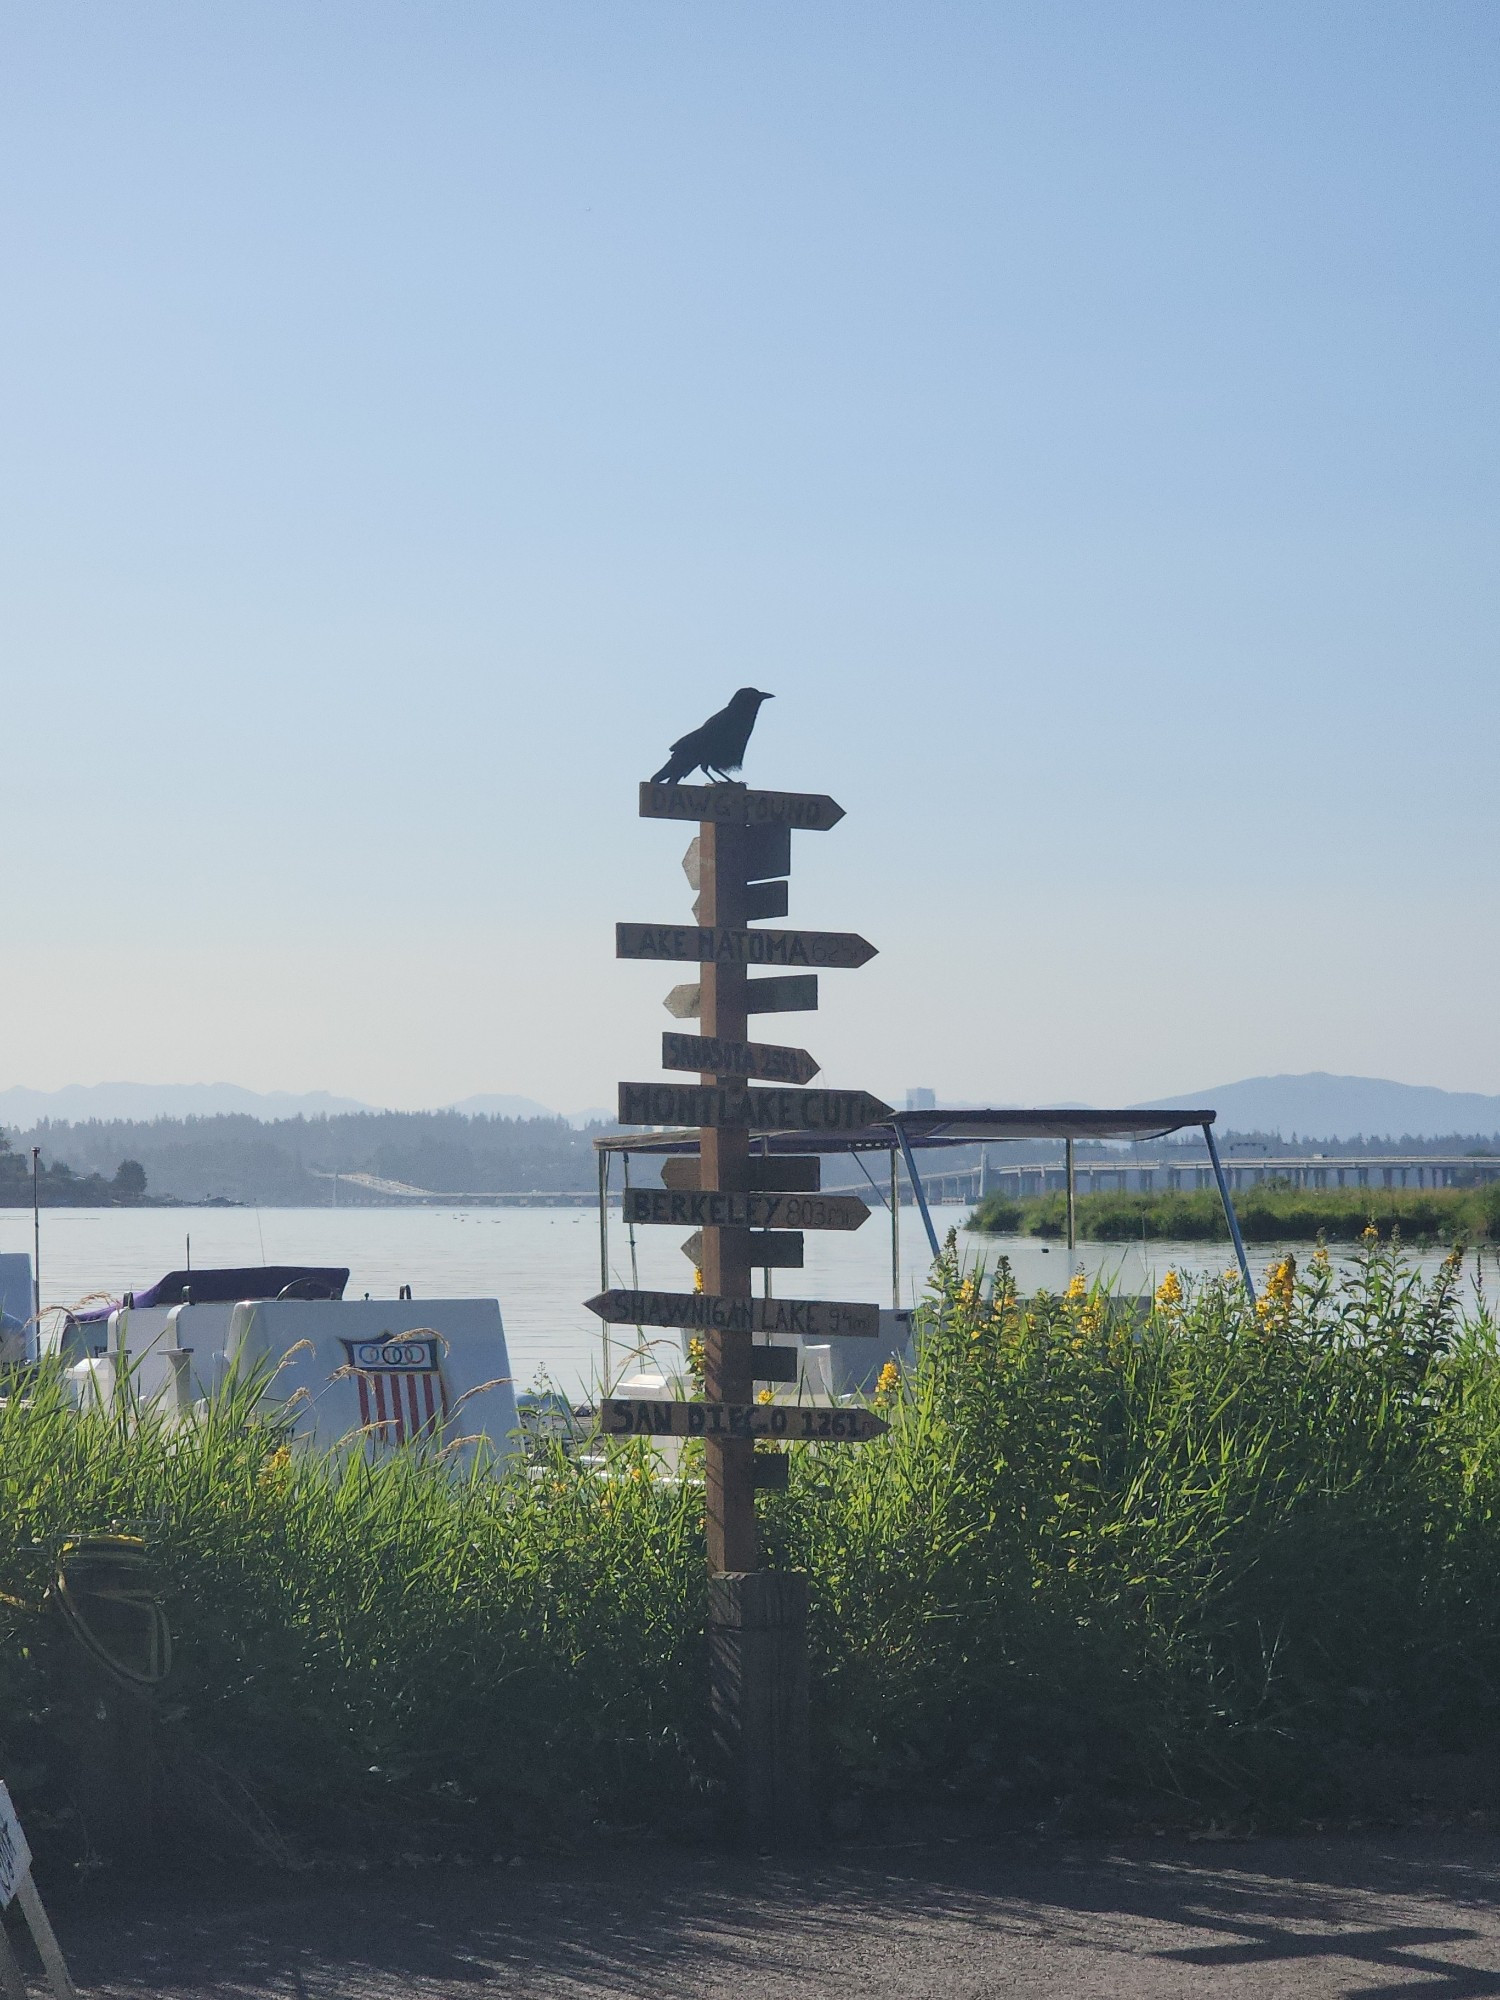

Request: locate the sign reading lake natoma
(618, 923), (876, 969)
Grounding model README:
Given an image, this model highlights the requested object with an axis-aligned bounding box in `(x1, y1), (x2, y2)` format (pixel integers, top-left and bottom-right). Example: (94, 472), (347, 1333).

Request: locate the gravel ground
(10, 1829), (1500, 1998)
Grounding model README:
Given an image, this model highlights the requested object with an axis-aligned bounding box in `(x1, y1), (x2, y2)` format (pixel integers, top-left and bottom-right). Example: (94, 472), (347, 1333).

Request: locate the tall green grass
(4, 1235), (1500, 1859)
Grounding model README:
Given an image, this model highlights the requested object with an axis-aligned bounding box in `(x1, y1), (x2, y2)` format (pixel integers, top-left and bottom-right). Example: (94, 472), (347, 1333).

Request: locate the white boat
(55, 1263), (521, 1465)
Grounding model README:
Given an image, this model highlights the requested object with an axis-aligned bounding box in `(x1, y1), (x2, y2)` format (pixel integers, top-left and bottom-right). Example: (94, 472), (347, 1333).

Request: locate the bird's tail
(651, 757), (686, 785)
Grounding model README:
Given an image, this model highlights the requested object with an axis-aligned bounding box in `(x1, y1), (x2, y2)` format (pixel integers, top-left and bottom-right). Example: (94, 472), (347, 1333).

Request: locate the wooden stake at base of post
(709, 1572), (810, 1846)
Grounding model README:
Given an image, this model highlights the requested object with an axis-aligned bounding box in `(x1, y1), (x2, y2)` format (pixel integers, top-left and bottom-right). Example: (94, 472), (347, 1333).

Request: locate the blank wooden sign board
(594, 773), (888, 1843)
(0, 1782), (76, 2000)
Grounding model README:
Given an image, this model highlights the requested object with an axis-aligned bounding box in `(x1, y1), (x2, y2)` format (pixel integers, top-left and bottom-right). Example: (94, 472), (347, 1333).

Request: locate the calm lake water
(6, 1204), (1488, 1398)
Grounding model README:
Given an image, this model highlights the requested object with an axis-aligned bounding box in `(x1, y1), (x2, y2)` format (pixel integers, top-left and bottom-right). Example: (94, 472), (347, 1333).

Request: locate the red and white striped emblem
(340, 1335), (448, 1445)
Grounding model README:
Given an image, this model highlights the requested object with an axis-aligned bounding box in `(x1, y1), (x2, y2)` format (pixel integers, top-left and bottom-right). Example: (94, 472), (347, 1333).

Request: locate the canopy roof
(594, 1107), (1217, 1157)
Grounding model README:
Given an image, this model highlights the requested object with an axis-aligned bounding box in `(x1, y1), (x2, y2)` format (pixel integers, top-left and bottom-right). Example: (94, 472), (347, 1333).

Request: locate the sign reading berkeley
(622, 1189), (870, 1231)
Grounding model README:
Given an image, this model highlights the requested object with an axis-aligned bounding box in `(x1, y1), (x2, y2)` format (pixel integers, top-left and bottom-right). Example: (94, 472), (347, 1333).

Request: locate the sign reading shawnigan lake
(585, 1289), (882, 1339)
(618, 1081), (893, 1130)
(623, 1189), (870, 1232)
(618, 923), (876, 970)
(662, 1031), (819, 1085)
(639, 782), (845, 830)
(600, 1399), (888, 1442)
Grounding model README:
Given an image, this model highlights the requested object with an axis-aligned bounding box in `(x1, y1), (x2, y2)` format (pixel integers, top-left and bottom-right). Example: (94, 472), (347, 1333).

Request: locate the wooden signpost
(597, 769), (889, 1844)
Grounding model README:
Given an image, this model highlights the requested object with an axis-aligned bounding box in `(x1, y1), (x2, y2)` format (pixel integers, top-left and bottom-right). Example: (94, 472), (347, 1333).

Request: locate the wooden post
(699, 819), (756, 1575)
(708, 1571), (809, 1844)
(698, 814), (809, 1844)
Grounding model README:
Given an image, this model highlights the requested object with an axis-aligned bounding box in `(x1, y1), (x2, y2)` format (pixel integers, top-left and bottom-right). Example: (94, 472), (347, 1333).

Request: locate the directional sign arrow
(586, 1289), (882, 1339)
(682, 827), (791, 888)
(640, 782), (845, 830)
(618, 1082), (893, 1131)
(618, 923), (876, 970)
(623, 1189), (870, 1232)
(599, 1398), (887, 1442)
(681, 1230), (803, 1269)
(663, 975), (817, 1019)
(662, 1031), (820, 1086)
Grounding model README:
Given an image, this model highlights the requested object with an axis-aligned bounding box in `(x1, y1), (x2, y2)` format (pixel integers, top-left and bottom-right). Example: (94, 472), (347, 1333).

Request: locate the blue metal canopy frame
(596, 1107), (1257, 1305)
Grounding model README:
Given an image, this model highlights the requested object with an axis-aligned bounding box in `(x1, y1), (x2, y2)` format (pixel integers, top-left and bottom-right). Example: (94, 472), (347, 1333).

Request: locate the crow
(651, 688), (774, 785)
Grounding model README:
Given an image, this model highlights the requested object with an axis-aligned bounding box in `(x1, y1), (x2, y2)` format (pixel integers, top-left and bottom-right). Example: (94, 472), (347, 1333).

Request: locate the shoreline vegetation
(0, 1110), (604, 1207)
(3, 1235), (1500, 1864)
(0, 1134), (154, 1208)
(968, 1182), (1500, 1244)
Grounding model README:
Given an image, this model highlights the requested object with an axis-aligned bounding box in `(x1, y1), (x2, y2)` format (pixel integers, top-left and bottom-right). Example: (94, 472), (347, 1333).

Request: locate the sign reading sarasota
(662, 1031), (819, 1086)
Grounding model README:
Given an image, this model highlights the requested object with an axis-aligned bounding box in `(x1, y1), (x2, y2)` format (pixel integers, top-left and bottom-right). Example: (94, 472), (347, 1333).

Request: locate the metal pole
(1065, 1136), (1076, 1254)
(1204, 1123), (1255, 1304)
(895, 1120), (941, 1262)
(597, 1149), (611, 1388)
(31, 1148), (41, 1329)
(890, 1148), (900, 1307)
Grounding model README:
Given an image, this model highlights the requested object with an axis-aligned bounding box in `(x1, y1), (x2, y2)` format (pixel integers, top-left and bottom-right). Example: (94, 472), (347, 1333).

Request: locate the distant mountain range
(1148, 1073), (1500, 1142)
(0, 1083), (374, 1124)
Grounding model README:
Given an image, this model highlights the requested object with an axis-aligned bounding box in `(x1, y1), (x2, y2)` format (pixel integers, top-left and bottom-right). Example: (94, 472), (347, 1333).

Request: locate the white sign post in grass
(0, 1782), (75, 2000)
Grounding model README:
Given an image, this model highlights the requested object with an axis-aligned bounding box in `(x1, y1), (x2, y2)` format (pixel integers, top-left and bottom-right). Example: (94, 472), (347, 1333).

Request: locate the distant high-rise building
(906, 1087), (936, 1111)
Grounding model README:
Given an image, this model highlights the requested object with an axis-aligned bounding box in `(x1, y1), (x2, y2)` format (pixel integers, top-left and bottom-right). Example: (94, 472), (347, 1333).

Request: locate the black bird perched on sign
(651, 688), (774, 785)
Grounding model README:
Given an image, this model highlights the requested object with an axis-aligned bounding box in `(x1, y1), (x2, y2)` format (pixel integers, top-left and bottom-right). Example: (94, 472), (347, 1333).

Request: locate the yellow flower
(1065, 1273), (1088, 1302)
(1311, 1242), (1331, 1271)
(1256, 1254), (1296, 1319)
(1362, 1221), (1380, 1242)
(258, 1444), (292, 1491)
(874, 1360), (900, 1403)
(686, 1337), (706, 1385)
(757, 1387), (775, 1405)
(1155, 1269), (1183, 1310)
(693, 1265), (705, 1293)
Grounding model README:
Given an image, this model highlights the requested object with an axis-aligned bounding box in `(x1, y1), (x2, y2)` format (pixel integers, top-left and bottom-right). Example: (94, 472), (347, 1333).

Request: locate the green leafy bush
(3, 1237), (1499, 1857)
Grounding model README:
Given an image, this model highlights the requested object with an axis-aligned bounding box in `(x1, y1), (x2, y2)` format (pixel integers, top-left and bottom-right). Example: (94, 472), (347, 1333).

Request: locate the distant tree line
(0, 1111), (608, 1206)
(0, 1132), (150, 1207)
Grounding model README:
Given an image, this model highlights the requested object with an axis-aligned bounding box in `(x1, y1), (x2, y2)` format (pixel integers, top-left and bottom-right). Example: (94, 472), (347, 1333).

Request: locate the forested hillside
(1, 1111), (606, 1206)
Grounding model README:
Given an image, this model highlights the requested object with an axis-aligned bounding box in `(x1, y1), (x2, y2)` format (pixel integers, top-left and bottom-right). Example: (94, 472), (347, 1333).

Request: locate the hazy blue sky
(2, 2), (1495, 1113)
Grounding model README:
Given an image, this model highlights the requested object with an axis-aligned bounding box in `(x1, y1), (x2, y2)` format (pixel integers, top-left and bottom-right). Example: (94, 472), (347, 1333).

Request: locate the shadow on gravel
(35, 1831), (1500, 1997)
